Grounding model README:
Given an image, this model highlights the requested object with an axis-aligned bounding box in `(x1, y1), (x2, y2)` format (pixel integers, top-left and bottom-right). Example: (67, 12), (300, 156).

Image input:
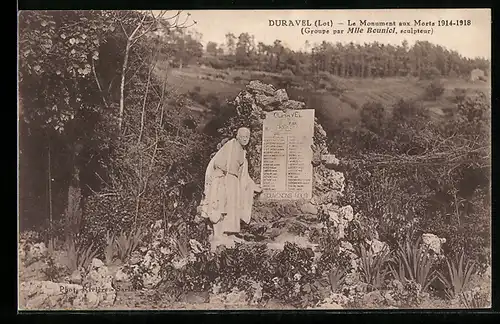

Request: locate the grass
(437, 251), (477, 299)
(67, 239), (99, 272)
(388, 236), (438, 292)
(153, 63), (490, 129)
(115, 227), (147, 263)
(357, 243), (392, 291)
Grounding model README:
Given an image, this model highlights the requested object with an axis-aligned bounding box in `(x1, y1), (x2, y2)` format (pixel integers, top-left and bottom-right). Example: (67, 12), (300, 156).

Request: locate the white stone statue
(199, 127), (262, 243)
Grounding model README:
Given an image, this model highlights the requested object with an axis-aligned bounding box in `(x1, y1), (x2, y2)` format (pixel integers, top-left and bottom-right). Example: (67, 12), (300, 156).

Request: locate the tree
(206, 41), (218, 56)
(225, 33), (236, 55)
(235, 32), (253, 66)
(112, 10), (195, 131)
(19, 10), (117, 245)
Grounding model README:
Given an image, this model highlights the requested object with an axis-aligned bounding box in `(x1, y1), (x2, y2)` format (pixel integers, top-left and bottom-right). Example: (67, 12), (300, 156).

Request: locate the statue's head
(236, 127), (251, 146)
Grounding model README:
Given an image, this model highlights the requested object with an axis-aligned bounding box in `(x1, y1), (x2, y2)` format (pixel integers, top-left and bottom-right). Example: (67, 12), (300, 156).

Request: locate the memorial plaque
(260, 109), (315, 200)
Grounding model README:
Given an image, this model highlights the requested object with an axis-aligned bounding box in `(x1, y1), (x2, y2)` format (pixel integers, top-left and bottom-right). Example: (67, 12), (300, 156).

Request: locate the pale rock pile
(209, 282), (262, 307)
(19, 240), (51, 282)
(421, 233), (446, 255)
(19, 258), (116, 309)
(212, 80), (361, 258)
(309, 293), (345, 309)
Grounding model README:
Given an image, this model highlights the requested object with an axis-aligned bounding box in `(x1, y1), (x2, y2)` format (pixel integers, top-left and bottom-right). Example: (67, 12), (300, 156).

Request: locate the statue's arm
(251, 177), (263, 193)
(213, 141), (230, 173)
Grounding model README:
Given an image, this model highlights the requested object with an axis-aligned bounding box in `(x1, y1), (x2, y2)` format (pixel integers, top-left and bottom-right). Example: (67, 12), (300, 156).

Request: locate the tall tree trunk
(119, 41), (131, 132)
(65, 142), (83, 247)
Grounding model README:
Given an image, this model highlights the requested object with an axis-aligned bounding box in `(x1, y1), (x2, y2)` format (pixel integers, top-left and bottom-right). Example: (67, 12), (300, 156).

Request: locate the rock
(340, 241), (355, 253)
(182, 291), (209, 304)
(331, 171), (346, 192)
(328, 293), (350, 306)
(114, 267), (129, 282)
(280, 100), (306, 110)
(209, 293), (225, 304)
(339, 205), (354, 222)
(85, 291), (100, 308)
(172, 257), (189, 270)
(23, 242), (48, 264)
(274, 89), (289, 102)
(321, 154), (340, 169)
(362, 290), (385, 308)
(19, 260), (49, 282)
(255, 93), (282, 109)
(343, 271), (360, 286)
(247, 80), (276, 96)
(266, 232), (318, 252)
(225, 288), (248, 305)
(300, 202), (318, 215)
(328, 210), (339, 224)
(315, 123), (327, 138)
(313, 295), (344, 309)
(90, 258), (104, 269)
(312, 149), (322, 166)
(69, 270), (82, 284)
(316, 191), (341, 205)
(81, 258), (116, 307)
(422, 233), (446, 254)
(19, 280), (83, 310)
(365, 238), (389, 255)
(19, 268), (116, 309)
(139, 250), (162, 289)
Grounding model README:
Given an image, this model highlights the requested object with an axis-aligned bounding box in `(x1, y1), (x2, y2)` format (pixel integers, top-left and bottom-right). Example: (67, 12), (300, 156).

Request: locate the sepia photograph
(17, 9), (491, 310)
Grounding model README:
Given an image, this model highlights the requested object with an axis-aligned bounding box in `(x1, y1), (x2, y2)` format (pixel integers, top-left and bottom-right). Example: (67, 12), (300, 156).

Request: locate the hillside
(155, 63), (490, 129)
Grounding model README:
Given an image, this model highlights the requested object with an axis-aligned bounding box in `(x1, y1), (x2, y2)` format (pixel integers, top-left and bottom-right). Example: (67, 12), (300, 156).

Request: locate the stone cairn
(213, 81), (357, 254)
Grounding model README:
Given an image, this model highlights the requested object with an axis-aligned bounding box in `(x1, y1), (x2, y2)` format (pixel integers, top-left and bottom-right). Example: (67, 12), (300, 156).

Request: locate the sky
(168, 9), (491, 59)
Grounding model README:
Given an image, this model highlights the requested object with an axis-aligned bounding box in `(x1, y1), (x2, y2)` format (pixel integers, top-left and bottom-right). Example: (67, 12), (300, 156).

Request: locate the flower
(294, 282), (301, 293)
(293, 273), (302, 281)
(172, 257), (188, 269)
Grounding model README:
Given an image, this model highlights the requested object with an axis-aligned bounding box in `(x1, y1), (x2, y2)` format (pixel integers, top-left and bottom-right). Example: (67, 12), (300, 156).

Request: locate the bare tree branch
(91, 58), (109, 109)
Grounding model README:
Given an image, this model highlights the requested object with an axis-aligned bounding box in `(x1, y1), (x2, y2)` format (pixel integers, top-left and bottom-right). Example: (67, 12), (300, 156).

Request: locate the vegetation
(18, 10), (490, 309)
(201, 35), (489, 79)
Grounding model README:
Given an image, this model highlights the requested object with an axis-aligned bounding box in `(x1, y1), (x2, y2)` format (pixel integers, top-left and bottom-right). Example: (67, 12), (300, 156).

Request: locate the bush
(421, 67), (442, 80)
(425, 79), (445, 100)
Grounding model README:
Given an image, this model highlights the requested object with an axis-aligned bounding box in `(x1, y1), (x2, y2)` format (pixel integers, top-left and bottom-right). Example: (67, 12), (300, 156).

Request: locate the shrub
(425, 79), (445, 100)
(421, 67), (442, 80)
(357, 243), (392, 291)
(460, 288), (490, 308)
(327, 267), (346, 293)
(259, 242), (321, 307)
(452, 88), (467, 103)
(388, 236), (438, 292)
(41, 255), (67, 281)
(115, 226), (147, 263)
(67, 238), (99, 272)
(436, 251), (477, 299)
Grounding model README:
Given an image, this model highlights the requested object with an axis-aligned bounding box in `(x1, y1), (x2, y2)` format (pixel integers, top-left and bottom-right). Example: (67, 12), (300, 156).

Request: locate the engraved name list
(260, 109), (315, 200)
